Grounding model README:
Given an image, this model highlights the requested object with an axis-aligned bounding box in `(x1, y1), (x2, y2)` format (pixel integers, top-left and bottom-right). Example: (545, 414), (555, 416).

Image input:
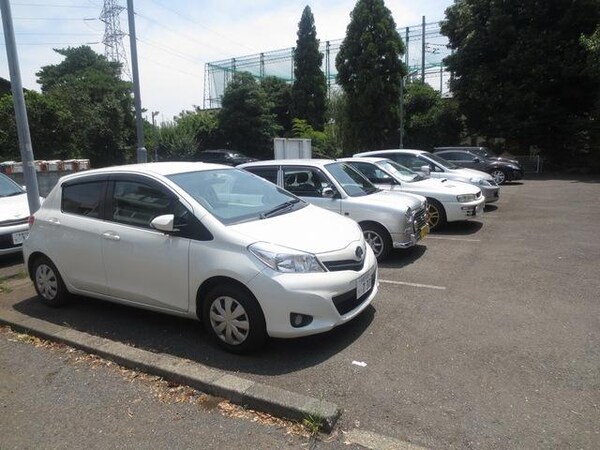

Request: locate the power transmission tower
(100, 0), (130, 79)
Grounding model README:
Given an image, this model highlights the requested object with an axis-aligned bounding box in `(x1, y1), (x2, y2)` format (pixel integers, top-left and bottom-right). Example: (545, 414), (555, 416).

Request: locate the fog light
(290, 313), (313, 328)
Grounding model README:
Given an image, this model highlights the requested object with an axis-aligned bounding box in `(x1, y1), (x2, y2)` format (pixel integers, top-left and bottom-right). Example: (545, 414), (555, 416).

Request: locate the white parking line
(379, 279), (446, 290)
(426, 236), (481, 242)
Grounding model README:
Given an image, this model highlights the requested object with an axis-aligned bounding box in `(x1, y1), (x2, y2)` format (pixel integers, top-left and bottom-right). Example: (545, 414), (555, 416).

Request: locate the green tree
(36, 46), (135, 167)
(403, 81), (462, 150)
(261, 76), (293, 135)
(0, 90), (74, 161)
(292, 6), (327, 131)
(219, 72), (280, 158)
(441, 0), (600, 161)
(335, 0), (406, 151)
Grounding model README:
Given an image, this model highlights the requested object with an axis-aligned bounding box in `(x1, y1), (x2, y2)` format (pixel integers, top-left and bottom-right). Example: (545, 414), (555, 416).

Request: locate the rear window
(62, 181), (105, 218)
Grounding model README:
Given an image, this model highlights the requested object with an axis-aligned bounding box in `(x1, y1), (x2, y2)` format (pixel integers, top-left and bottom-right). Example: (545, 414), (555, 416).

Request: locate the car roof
(339, 157), (389, 164)
(58, 161), (232, 182)
(240, 159), (337, 168)
(354, 149), (428, 156)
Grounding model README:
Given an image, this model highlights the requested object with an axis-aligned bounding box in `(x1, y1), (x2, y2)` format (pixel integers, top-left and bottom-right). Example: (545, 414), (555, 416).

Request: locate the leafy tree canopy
(442, 0), (600, 160)
(403, 81), (462, 150)
(261, 76), (293, 135)
(219, 72), (281, 158)
(292, 6), (327, 131)
(36, 46), (135, 167)
(336, 0), (406, 151)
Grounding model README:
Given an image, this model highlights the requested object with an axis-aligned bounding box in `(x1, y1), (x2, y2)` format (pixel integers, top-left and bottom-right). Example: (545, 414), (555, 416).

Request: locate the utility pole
(1, 0), (41, 213)
(126, 0), (147, 163)
(421, 16), (426, 82)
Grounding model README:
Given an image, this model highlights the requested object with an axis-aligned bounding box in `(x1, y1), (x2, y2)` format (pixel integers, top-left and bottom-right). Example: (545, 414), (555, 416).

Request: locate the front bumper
(247, 247), (378, 338)
(0, 222), (29, 256)
(445, 197), (486, 222)
(480, 185), (500, 203)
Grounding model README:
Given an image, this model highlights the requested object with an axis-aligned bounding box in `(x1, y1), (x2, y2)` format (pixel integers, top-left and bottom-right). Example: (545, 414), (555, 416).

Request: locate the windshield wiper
(260, 199), (301, 219)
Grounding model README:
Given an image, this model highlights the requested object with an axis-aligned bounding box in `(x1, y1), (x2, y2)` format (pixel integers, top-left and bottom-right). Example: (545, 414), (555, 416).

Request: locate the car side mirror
(473, 157), (481, 163)
(322, 187), (336, 198)
(22, 185), (27, 191)
(420, 165), (431, 176)
(151, 214), (175, 232)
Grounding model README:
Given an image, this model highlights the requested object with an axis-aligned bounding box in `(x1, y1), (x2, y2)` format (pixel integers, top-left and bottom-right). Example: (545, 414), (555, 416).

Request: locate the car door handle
(102, 232), (121, 241)
(48, 218), (60, 225)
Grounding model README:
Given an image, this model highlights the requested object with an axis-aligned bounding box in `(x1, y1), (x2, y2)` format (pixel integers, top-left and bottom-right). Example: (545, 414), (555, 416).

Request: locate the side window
(111, 181), (174, 228)
(352, 162), (392, 184)
(396, 155), (423, 171)
(62, 181), (105, 218)
(244, 167), (278, 185)
(439, 152), (460, 161)
(283, 167), (332, 198)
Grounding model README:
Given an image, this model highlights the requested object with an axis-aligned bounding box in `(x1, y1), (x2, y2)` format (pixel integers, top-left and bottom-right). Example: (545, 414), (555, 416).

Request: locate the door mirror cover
(151, 214), (175, 232)
(322, 187), (336, 198)
(420, 165), (431, 176)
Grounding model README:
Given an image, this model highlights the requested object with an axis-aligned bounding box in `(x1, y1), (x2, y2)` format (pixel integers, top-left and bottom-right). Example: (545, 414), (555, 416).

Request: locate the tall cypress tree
(292, 6), (327, 131)
(336, 0), (405, 151)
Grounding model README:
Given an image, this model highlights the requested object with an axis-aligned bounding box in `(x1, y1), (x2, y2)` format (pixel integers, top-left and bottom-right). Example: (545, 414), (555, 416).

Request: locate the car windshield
(325, 162), (379, 197)
(0, 174), (24, 198)
(378, 160), (424, 182)
(168, 168), (306, 225)
(425, 152), (460, 170)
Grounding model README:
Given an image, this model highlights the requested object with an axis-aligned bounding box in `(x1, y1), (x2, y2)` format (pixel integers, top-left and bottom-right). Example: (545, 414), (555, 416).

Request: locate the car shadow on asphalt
(433, 220), (483, 236)
(379, 244), (426, 269)
(11, 293), (376, 375)
(484, 204), (498, 212)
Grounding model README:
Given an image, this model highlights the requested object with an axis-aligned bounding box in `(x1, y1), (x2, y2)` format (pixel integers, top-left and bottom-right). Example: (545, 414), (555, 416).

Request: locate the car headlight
(457, 194), (477, 203)
(248, 242), (325, 273)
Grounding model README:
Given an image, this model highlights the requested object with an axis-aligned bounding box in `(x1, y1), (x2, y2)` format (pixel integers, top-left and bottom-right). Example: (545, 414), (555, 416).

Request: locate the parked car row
(19, 147), (519, 354)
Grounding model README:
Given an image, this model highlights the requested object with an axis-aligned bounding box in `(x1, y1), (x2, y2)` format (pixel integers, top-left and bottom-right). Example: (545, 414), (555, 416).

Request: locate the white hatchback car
(341, 158), (485, 230)
(0, 173), (32, 256)
(23, 162), (378, 353)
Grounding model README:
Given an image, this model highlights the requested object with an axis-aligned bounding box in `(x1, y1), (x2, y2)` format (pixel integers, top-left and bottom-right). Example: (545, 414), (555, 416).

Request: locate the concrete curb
(0, 308), (341, 432)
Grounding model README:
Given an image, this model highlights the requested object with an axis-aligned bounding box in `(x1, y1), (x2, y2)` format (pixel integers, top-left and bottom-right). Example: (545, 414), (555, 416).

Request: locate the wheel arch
(357, 220), (392, 240)
(195, 276), (263, 321)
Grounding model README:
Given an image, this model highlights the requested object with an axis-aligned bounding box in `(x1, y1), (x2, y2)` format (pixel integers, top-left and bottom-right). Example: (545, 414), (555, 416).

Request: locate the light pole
(151, 111), (159, 161)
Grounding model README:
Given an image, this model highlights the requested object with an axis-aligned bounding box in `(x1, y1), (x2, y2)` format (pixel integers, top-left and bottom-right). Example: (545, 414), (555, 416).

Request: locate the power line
(12, 3), (97, 8)
(145, 0), (257, 53)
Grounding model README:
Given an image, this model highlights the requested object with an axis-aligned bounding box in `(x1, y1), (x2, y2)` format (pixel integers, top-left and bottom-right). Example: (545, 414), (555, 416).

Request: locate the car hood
(229, 204), (362, 254)
(397, 177), (480, 196)
(359, 190), (426, 211)
(451, 168), (494, 181)
(0, 193), (31, 221)
(490, 156), (520, 166)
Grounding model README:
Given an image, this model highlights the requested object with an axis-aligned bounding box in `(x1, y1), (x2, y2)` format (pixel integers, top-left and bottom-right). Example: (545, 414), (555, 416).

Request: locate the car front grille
(414, 207), (428, 230)
(0, 217), (28, 227)
(332, 271), (376, 315)
(323, 259), (365, 272)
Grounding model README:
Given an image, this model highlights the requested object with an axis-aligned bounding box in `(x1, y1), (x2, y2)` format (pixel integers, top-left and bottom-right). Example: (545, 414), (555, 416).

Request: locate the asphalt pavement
(1, 176), (599, 449)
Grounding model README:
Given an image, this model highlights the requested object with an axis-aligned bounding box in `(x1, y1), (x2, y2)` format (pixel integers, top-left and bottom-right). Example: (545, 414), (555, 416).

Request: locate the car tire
(427, 198), (447, 231)
(360, 222), (392, 261)
(202, 285), (267, 354)
(490, 169), (507, 185)
(32, 255), (70, 307)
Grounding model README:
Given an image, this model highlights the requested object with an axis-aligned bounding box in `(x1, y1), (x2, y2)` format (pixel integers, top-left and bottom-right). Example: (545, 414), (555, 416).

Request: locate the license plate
(419, 224), (430, 240)
(12, 230), (29, 245)
(356, 269), (373, 298)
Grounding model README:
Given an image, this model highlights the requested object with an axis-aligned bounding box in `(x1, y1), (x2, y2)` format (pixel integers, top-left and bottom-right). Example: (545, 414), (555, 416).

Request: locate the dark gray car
(433, 148), (523, 185)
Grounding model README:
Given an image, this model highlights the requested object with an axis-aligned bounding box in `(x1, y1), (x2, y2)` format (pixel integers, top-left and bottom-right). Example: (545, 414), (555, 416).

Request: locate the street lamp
(151, 111), (159, 161)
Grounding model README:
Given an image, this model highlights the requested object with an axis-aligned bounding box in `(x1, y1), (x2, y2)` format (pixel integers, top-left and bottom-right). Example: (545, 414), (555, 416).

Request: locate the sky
(1, 0), (454, 123)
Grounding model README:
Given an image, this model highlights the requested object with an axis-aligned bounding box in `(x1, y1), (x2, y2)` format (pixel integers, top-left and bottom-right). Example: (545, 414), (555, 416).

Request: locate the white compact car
(23, 162), (378, 353)
(239, 159), (429, 261)
(354, 149), (500, 203)
(0, 173), (33, 256)
(341, 157), (485, 230)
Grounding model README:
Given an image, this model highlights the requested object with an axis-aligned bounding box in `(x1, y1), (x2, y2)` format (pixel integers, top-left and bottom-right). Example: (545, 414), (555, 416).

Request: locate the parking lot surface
(1, 177), (599, 449)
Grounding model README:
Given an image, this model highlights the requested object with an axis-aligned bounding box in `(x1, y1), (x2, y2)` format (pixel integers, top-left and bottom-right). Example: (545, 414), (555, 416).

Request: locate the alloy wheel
(491, 170), (506, 185)
(363, 230), (384, 258)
